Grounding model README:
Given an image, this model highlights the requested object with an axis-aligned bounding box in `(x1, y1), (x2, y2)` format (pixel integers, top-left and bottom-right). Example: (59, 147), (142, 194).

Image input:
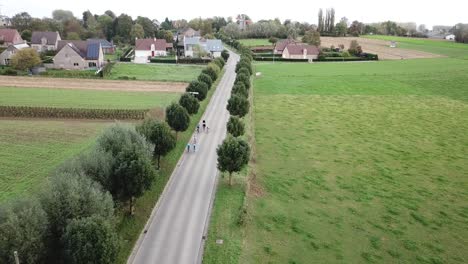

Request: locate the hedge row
(0, 106), (147, 120)
(254, 57), (309, 62)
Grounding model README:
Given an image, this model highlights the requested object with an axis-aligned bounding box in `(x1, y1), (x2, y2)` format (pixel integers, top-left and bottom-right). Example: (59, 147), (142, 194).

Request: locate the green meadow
(238, 39), (272, 47)
(0, 87), (179, 109)
(0, 120), (108, 201)
(204, 58), (468, 263)
(107, 63), (204, 82)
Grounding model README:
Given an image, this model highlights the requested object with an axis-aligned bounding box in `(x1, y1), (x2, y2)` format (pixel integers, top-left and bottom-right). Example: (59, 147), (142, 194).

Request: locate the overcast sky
(1, 0), (466, 28)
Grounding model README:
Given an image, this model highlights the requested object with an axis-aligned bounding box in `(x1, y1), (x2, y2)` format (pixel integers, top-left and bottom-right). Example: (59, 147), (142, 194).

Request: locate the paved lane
(128, 51), (239, 264)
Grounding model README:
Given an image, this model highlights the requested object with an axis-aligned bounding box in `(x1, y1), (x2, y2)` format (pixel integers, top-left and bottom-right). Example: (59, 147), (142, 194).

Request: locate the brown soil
(0, 76), (187, 93)
(320, 37), (444, 60)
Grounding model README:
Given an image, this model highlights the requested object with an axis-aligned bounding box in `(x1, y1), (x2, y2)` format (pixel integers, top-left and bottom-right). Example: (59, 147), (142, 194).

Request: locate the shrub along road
(127, 51), (239, 264)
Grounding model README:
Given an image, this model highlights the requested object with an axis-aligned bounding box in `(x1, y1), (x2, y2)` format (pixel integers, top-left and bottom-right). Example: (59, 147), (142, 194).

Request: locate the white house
(0, 43), (30, 65)
(205, 39), (224, 58)
(134, 38), (168, 63)
(445, 34), (456, 41)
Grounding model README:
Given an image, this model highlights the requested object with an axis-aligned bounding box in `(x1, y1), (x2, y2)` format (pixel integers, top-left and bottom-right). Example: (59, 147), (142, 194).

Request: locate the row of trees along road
(0, 56), (228, 264)
(217, 46), (252, 186)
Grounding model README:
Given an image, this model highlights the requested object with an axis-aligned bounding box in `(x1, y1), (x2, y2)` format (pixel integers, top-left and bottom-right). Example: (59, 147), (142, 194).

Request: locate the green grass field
(238, 39), (272, 47)
(0, 120), (108, 201)
(364, 35), (468, 59)
(107, 63), (204, 82)
(0, 87), (179, 109)
(205, 58), (468, 263)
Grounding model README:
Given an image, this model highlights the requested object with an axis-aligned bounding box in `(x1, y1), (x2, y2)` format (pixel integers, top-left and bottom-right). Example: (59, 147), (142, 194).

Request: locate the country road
(128, 51), (239, 264)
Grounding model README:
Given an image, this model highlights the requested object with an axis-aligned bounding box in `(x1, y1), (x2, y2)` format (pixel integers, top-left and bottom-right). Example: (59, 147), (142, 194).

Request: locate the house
(134, 38), (168, 63)
(282, 44), (319, 61)
(183, 36), (201, 57)
(180, 28), (201, 38)
(53, 40), (104, 69)
(0, 29), (23, 47)
(31, 31), (61, 52)
(0, 43), (29, 65)
(445, 34), (456, 41)
(274, 39), (299, 54)
(205, 39), (224, 58)
(87, 39), (115, 54)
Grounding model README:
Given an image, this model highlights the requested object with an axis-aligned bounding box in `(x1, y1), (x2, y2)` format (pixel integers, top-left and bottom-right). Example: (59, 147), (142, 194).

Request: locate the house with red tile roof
(134, 38), (168, 63)
(274, 39), (299, 54)
(282, 44), (319, 61)
(0, 29), (24, 47)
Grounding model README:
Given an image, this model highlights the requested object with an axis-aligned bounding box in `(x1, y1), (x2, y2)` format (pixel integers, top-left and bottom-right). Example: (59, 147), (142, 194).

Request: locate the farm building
(0, 28), (24, 47)
(87, 39), (115, 54)
(274, 39), (300, 54)
(31, 31), (61, 52)
(282, 44), (319, 61)
(134, 38), (168, 63)
(53, 40), (104, 69)
(0, 43), (30, 65)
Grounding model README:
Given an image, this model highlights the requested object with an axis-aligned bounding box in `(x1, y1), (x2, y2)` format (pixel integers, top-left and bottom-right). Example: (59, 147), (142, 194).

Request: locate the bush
(235, 61), (252, 75)
(221, 50), (230, 61)
(235, 73), (251, 89)
(100, 62), (115, 77)
(207, 63), (221, 77)
(237, 68), (251, 78)
(202, 67), (217, 82)
(0, 198), (49, 264)
(179, 93), (200, 115)
(213, 57), (225, 69)
(11, 48), (41, 71)
(198, 73), (213, 88)
(3, 68), (18, 76)
(227, 94), (250, 117)
(0, 106), (147, 120)
(227, 116), (245, 137)
(232, 82), (248, 98)
(62, 216), (119, 264)
(186, 80), (209, 101)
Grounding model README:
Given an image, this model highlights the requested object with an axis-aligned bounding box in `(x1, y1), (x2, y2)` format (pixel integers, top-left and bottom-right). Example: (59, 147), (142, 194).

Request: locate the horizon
(0, 0), (467, 29)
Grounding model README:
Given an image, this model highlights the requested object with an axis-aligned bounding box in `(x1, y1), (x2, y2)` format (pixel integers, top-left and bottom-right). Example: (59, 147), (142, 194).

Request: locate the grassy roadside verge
(115, 68), (226, 264)
(202, 72), (256, 264)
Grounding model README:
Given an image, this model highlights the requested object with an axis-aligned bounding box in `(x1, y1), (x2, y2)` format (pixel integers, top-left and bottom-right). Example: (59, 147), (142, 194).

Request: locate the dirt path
(321, 37), (444, 60)
(0, 76), (187, 93)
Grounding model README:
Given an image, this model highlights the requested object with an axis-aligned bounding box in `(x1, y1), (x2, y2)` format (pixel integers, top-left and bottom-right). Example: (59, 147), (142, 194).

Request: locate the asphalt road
(128, 51), (239, 264)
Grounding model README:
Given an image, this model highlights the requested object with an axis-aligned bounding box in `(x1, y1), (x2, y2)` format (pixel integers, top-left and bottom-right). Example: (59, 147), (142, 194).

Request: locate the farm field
(219, 58), (468, 263)
(0, 76), (187, 92)
(321, 37), (443, 60)
(364, 35), (468, 59)
(0, 119), (109, 201)
(0, 87), (179, 109)
(239, 38), (272, 47)
(107, 63), (204, 82)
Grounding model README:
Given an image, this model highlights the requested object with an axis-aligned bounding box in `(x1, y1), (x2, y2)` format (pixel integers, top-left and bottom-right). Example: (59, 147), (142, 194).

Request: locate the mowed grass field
(0, 120), (108, 201)
(0, 87), (179, 109)
(239, 39), (272, 47)
(237, 59), (468, 263)
(364, 35), (468, 59)
(107, 63), (204, 82)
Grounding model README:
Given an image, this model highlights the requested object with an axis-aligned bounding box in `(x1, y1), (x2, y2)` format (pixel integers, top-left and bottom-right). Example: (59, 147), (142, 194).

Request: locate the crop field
(0, 87), (179, 110)
(224, 58), (468, 263)
(107, 63), (204, 82)
(239, 39), (272, 47)
(321, 37), (443, 60)
(0, 119), (108, 201)
(364, 35), (468, 59)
